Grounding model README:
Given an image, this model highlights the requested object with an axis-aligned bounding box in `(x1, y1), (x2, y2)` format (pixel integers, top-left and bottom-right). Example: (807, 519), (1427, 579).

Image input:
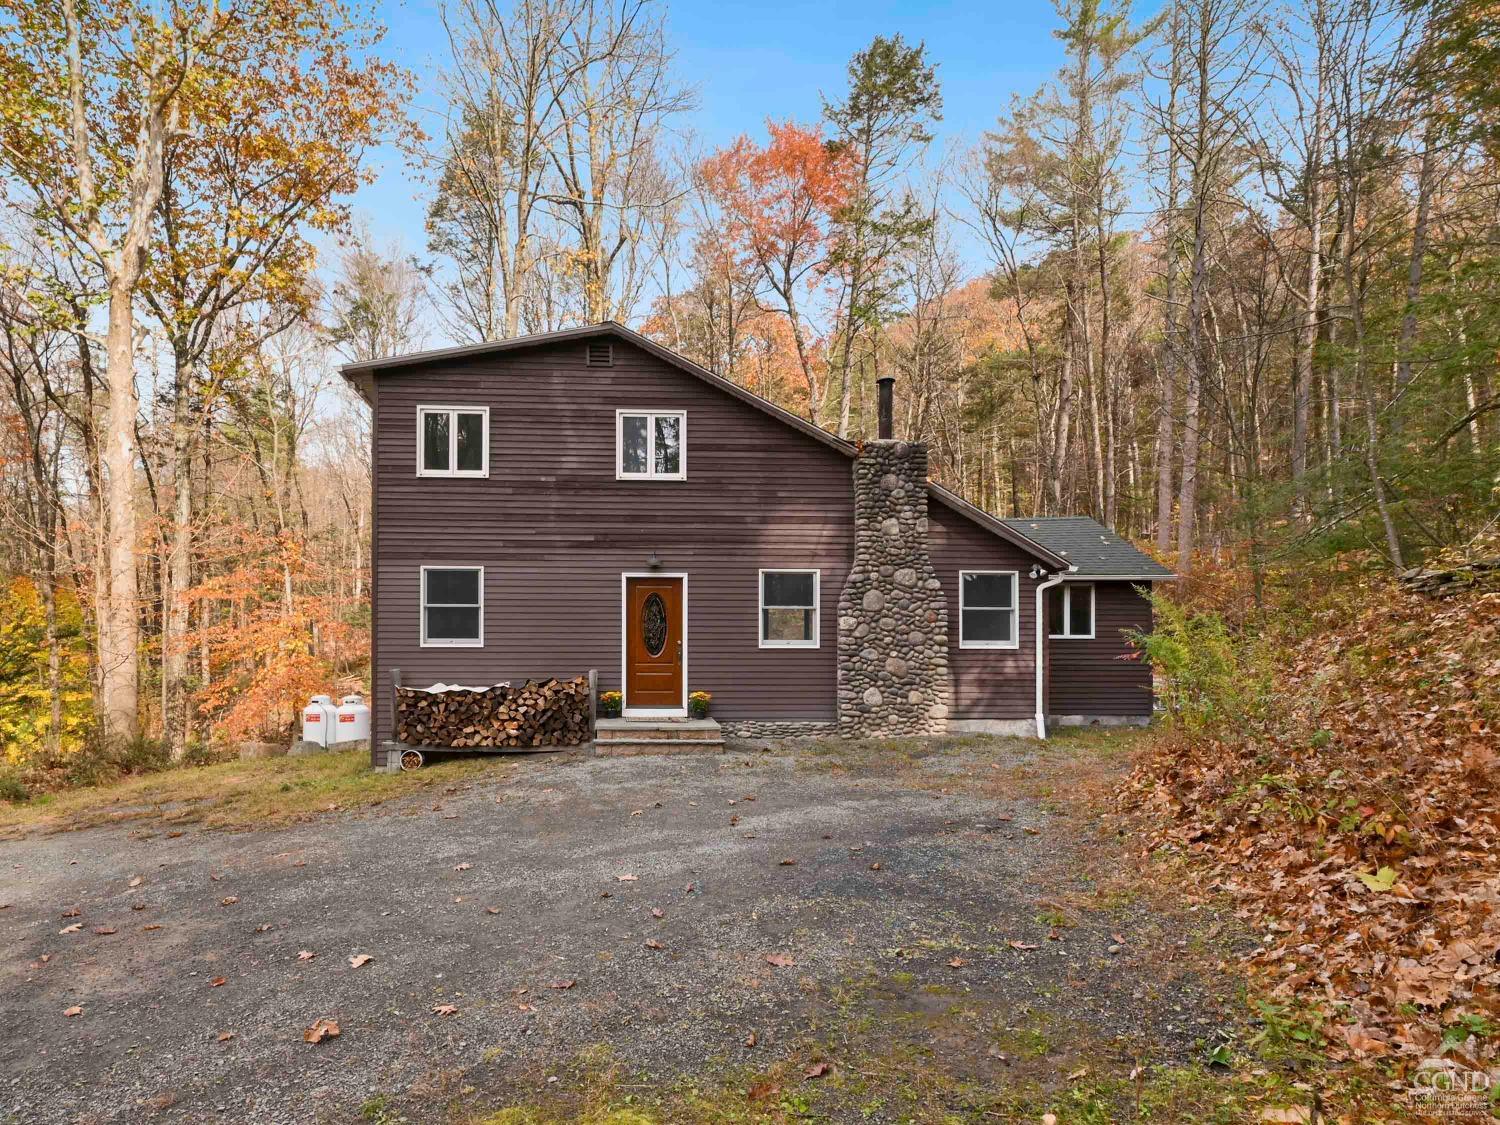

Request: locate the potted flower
(599, 690), (622, 719)
(688, 690), (712, 719)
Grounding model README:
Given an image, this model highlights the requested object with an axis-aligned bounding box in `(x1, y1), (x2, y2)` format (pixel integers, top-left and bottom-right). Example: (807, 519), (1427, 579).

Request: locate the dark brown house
(341, 322), (1172, 764)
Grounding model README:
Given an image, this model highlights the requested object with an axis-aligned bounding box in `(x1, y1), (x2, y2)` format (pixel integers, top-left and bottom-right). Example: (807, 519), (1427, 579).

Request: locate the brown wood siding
(1046, 582), (1153, 717)
(369, 338), (853, 743)
(928, 502), (1039, 720)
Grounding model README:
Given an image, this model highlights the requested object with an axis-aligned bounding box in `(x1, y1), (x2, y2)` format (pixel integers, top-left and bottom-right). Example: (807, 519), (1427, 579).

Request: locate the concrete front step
(593, 717), (723, 757)
(594, 718), (721, 741)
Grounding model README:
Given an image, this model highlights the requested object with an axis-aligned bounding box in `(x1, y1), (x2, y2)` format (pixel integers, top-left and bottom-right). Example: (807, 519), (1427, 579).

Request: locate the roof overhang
(1061, 573), (1178, 582)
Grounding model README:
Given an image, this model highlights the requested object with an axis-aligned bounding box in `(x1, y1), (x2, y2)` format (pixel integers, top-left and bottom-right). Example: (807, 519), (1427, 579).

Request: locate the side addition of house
(340, 322), (1173, 764)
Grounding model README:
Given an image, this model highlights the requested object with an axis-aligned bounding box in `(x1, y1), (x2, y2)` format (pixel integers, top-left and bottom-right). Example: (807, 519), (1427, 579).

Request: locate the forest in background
(0, 0), (1496, 771)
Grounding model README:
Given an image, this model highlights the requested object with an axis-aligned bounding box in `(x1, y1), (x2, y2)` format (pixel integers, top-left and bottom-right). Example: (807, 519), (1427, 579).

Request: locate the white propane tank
(301, 694), (336, 747)
(333, 694), (371, 744)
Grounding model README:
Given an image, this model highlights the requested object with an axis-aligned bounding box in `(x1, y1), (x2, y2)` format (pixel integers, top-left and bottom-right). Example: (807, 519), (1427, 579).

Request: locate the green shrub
(0, 772), (29, 803)
(1132, 592), (1266, 731)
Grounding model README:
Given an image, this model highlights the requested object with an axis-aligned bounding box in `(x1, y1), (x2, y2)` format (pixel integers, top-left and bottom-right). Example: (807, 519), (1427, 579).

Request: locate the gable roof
(339, 320), (857, 459)
(998, 516), (1175, 579)
(340, 320), (1073, 570)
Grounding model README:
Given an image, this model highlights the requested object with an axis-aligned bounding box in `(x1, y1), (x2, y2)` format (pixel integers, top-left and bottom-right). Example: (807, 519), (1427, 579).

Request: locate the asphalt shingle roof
(998, 516), (1174, 579)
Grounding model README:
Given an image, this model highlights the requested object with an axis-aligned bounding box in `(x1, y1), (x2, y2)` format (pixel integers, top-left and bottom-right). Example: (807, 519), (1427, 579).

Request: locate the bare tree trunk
(99, 284), (141, 741)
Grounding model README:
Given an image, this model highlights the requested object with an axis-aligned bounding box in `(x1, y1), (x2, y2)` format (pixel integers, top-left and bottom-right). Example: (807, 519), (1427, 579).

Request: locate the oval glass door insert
(642, 593), (668, 657)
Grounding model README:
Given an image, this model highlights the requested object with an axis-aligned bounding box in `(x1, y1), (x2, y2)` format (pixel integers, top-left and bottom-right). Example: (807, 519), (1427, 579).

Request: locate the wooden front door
(624, 576), (684, 710)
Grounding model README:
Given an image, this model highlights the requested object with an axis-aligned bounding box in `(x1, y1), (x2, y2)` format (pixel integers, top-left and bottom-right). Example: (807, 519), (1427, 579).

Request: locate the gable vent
(585, 341), (613, 367)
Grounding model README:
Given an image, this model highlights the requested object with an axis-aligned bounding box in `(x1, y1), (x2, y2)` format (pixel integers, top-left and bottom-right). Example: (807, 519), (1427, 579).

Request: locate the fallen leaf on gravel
(348, 954), (373, 969)
(548, 979), (576, 990)
(744, 1030), (757, 1047)
(297, 951), (316, 962)
(219, 897), (238, 906)
(63, 1006), (82, 1018)
(778, 858), (797, 866)
(59, 923), (81, 934)
(1023, 827), (1040, 836)
(869, 862), (882, 871)
(1008, 941), (1039, 951)
(209, 977), (227, 987)
(432, 1004), (458, 1017)
(1067, 1067), (1088, 1081)
(128, 877), (143, 888)
(216, 1032), (234, 1042)
(303, 1018), (340, 1043)
(130, 903), (146, 912)
(684, 882), (695, 893)
(167, 831), (184, 839)
(61, 908), (80, 918)
(729, 815), (740, 826)
(804, 1061), (831, 1079)
(948, 957), (967, 967)
(92, 926), (117, 936)
(599, 891), (612, 899)
(616, 874), (638, 882)
(651, 908), (664, 919)
(630, 809), (642, 817)
(454, 863), (472, 871)
(255, 924), (272, 933)
(143, 924), (162, 931)
(1111, 933), (1125, 943)
(748, 1082), (779, 1101)
(644, 939), (664, 950)
(764, 953), (795, 968)
(486, 906), (501, 915)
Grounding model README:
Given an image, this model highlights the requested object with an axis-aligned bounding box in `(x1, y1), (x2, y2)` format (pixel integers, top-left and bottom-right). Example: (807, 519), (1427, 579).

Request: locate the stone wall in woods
(836, 440), (950, 738)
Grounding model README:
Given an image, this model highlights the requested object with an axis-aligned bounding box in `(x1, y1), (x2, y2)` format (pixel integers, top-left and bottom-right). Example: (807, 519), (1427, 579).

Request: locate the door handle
(676, 639), (682, 661)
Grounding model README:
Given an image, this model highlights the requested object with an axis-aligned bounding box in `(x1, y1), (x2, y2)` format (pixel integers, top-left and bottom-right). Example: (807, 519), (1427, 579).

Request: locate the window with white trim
(759, 569), (819, 647)
(421, 567), (483, 646)
(418, 406), (488, 477)
(959, 571), (1018, 649)
(616, 410), (685, 480)
(1046, 583), (1094, 639)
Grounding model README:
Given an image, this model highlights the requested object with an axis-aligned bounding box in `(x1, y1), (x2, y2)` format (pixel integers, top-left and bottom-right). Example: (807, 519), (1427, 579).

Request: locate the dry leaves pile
(1128, 581), (1500, 1068)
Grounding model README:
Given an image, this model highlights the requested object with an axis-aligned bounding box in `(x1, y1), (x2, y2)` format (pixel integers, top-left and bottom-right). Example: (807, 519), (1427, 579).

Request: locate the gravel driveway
(1, 738), (1234, 1123)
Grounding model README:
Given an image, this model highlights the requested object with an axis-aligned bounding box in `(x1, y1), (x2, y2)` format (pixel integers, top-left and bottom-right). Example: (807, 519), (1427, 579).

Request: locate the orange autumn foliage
(185, 527), (366, 743)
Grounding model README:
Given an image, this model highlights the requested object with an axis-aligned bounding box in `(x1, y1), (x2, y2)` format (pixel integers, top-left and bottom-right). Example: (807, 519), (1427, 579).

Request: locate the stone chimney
(837, 439), (950, 738)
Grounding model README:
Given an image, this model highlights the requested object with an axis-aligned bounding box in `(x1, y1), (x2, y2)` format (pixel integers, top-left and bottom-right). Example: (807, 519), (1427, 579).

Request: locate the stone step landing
(594, 717), (724, 757)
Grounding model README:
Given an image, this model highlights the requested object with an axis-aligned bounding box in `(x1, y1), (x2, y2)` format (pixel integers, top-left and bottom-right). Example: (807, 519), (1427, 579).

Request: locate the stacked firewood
(395, 675), (591, 748)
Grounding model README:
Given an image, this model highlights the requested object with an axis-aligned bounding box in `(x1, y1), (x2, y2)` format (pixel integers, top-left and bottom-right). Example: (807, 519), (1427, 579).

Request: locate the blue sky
(355, 0), (1106, 255)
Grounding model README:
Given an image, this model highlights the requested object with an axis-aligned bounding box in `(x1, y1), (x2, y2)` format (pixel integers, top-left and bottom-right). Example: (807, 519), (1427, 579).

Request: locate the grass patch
(0, 749), (510, 835)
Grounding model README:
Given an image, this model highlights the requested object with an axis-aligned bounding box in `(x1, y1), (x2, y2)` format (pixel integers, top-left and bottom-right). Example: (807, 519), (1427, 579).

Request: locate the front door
(624, 576), (684, 711)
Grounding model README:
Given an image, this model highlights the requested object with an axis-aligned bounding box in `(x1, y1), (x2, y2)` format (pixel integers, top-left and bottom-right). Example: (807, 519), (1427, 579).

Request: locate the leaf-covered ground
(1127, 577), (1500, 1090)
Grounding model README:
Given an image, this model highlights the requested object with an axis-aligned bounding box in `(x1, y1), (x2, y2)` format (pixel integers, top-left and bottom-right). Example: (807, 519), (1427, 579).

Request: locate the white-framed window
(420, 566), (484, 647)
(1046, 582), (1095, 639)
(759, 569), (819, 648)
(418, 406), (489, 477)
(959, 570), (1019, 649)
(616, 410), (686, 480)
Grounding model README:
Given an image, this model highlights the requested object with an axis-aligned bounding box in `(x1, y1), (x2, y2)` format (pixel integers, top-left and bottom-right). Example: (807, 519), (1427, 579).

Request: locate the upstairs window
(616, 410), (686, 480)
(420, 567), (483, 647)
(418, 406), (488, 477)
(1046, 583), (1094, 639)
(959, 571), (1018, 649)
(760, 569), (819, 648)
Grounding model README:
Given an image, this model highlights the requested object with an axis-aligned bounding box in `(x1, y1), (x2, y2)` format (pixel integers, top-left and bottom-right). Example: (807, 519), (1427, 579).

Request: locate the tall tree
(823, 34), (943, 438)
(0, 0), (253, 739)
